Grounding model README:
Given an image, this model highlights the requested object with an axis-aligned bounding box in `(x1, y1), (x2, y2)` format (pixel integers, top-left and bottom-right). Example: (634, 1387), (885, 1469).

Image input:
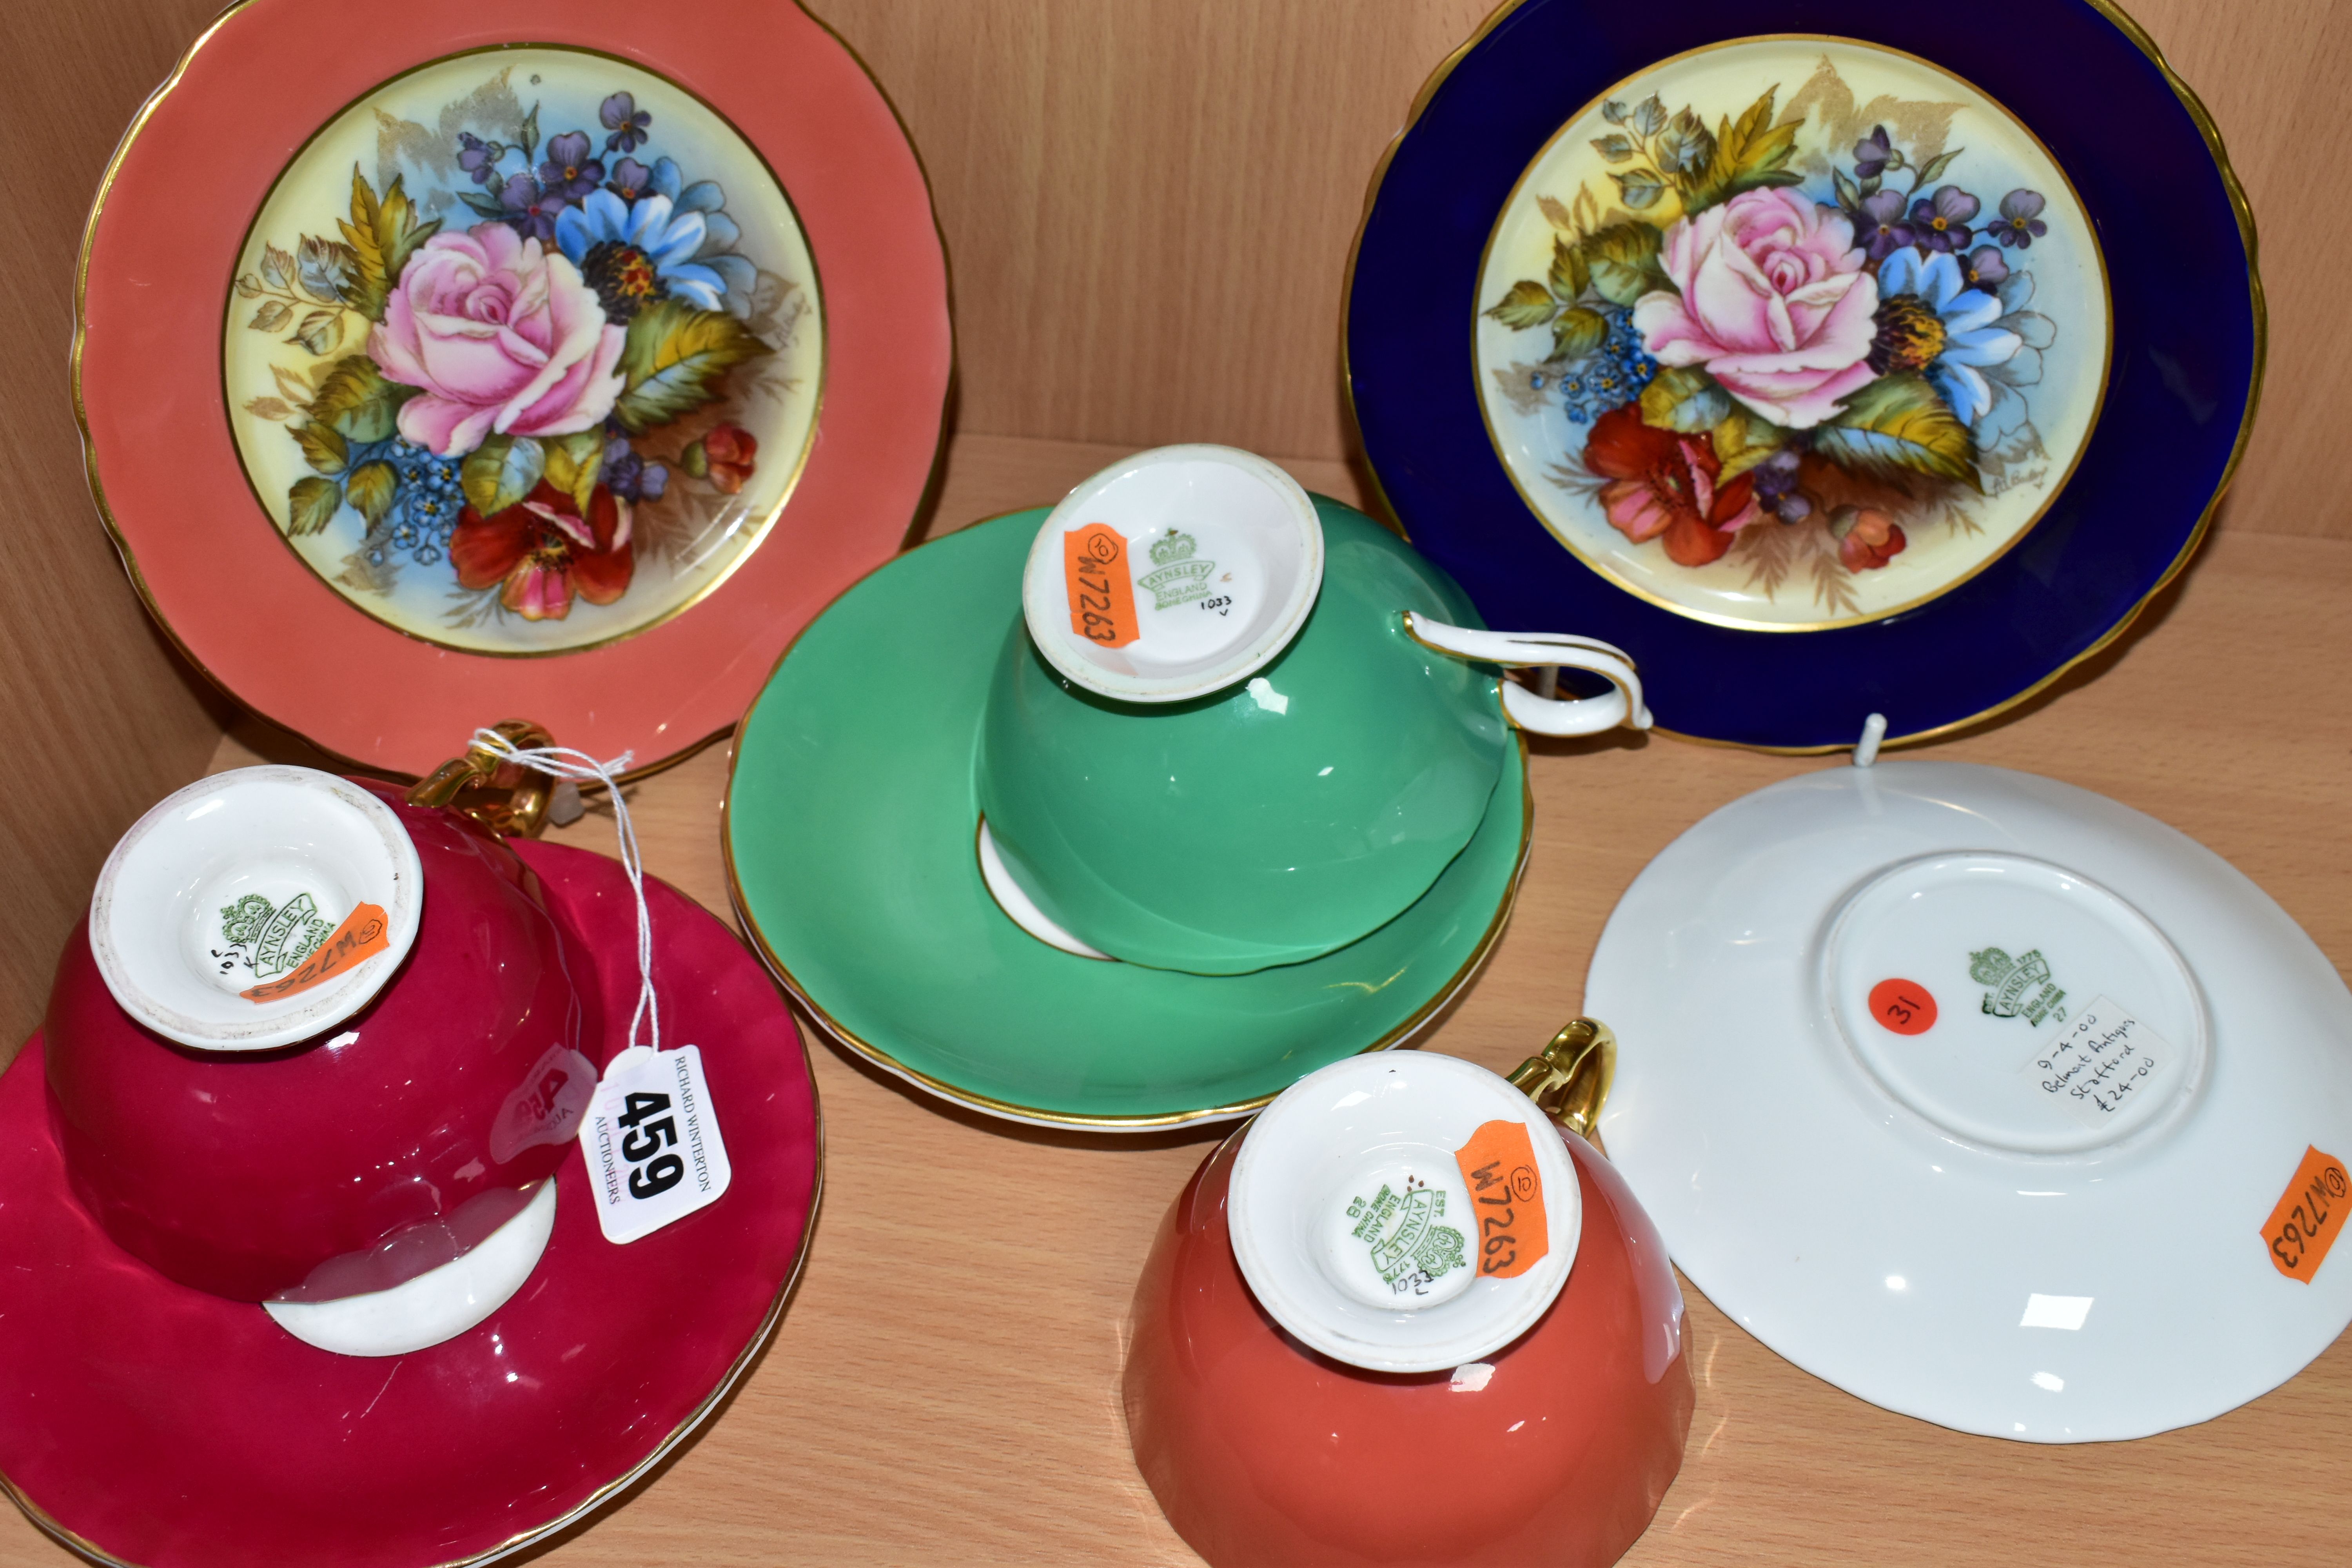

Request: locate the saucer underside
(1591, 760), (2352, 1441)
(0, 842), (820, 1568)
(726, 510), (1530, 1129)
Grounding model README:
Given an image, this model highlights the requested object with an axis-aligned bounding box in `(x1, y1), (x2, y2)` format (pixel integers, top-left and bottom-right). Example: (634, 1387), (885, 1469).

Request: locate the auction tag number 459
(580, 1045), (732, 1244)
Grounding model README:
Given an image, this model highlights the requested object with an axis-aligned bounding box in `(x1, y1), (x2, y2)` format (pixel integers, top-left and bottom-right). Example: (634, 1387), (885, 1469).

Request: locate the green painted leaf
(345, 460), (397, 525)
(1832, 167), (1860, 212)
(287, 476), (342, 535)
(294, 310), (343, 356)
(518, 103), (541, 161)
(1581, 222), (1668, 305)
(1914, 147), (1963, 187)
(336, 169), (439, 321)
(1655, 109), (1717, 180)
(543, 429), (605, 514)
(296, 236), (354, 305)
(613, 301), (771, 433)
(1551, 306), (1608, 362)
(1687, 86), (1803, 209)
(1546, 237), (1588, 302)
(462, 434), (546, 515)
(307, 356), (413, 442)
(1631, 95), (1667, 137)
(1611, 168), (1666, 211)
(1811, 373), (1977, 486)
(1590, 134), (1634, 164)
(1711, 407), (1788, 480)
(294, 420), (348, 476)
(1639, 367), (1731, 433)
(249, 300), (293, 333)
(243, 396), (293, 421)
(377, 176), (439, 299)
(1601, 100), (1629, 125)
(1485, 280), (1557, 330)
(260, 245), (294, 291)
(271, 364), (313, 405)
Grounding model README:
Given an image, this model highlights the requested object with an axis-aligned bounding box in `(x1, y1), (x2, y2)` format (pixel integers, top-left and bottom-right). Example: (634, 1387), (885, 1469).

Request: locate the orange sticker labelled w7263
(1063, 524), (1139, 649)
(1454, 1119), (1549, 1280)
(241, 903), (391, 1003)
(2263, 1145), (2350, 1282)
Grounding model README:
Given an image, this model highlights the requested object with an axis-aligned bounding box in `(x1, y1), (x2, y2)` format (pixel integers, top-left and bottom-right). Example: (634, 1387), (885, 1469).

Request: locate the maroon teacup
(44, 760), (602, 1352)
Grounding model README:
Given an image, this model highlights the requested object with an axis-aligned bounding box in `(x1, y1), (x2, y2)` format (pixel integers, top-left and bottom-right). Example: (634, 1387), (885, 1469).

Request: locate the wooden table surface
(6, 432), (2347, 1566)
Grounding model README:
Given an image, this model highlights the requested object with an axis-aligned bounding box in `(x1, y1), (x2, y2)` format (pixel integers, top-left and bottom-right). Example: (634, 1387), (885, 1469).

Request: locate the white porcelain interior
(1591, 759), (2352, 1442)
(975, 818), (1110, 960)
(263, 1180), (556, 1357)
(1020, 444), (1323, 703)
(90, 766), (423, 1051)
(1229, 1051), (1581, 1374)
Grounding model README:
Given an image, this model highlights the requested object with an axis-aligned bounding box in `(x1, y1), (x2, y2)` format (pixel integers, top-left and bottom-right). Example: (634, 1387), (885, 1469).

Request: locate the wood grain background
(1, 3), (2348, 1564)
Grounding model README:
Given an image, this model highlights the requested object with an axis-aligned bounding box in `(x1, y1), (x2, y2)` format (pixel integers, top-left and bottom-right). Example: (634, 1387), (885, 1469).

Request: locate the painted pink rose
(1631, 188), (1879, 430)
(368, 224), (625, 457)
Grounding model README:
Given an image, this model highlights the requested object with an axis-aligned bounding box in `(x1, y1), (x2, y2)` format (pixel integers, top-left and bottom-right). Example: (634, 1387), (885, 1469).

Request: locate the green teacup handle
(1508, 1016), (1617, 1153)
(1401, 614), (1652, 737)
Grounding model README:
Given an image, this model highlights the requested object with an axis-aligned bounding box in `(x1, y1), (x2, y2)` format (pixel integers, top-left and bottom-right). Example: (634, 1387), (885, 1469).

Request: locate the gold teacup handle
(1508, 1017), (1616, 1153)
(407, 719), (562, 839)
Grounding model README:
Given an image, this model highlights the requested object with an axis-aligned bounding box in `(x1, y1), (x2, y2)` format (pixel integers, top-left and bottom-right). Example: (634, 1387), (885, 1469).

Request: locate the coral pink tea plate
(0, 841), (822, 1567)
(76, 0), (948, 775)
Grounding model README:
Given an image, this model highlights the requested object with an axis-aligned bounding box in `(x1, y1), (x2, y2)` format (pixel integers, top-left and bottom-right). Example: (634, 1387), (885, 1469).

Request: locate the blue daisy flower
(555, 188), (730, 313)
(1873, 248), (2022, 426)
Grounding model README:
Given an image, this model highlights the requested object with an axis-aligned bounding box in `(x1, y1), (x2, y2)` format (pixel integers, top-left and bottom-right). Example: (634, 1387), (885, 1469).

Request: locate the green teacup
(976, 445), (1647, 976)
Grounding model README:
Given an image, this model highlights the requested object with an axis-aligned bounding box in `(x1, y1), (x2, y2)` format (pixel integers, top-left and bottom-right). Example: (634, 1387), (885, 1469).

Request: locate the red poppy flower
(687, 424), (759, 494)
(1834, 507), (1908, 572)
(1583, 405), (1760, 566)
(449, 479), (634, 621)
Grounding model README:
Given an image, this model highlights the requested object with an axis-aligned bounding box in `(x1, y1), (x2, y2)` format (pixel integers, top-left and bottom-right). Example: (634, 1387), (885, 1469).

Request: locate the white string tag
(467, 730), (731, 1243)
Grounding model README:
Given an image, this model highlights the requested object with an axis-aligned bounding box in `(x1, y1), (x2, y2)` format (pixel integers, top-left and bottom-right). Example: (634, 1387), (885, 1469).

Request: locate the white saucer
(1590, 760), (2352, 1442)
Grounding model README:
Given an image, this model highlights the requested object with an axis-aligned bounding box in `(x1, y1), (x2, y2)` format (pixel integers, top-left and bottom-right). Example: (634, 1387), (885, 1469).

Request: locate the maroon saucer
(0, 841), (820, 1567)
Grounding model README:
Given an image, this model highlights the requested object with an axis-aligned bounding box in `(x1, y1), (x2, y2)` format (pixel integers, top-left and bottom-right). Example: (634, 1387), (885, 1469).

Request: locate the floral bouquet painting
(224, 50), (822, 654)
(1475, 41), (2105, 628)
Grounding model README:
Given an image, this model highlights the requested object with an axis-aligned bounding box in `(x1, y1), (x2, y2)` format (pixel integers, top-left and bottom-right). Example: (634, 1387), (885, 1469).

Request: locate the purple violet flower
(602, 439), (669, 503)
(499, 174), (567, 242)
(1750, 448), (1811, 524)
(1960, 245), (2010, 292)
(538, 131), (604, 204)
(1908, 186), (1980, 253)
(1857, 189), (1916, 261)
(601, 93), (653, 156)
(1853, 125), (1894, 180)
(1995, 189), (2049, 249)
(606, 156), (653, 203)
(457, 132), (505, 187)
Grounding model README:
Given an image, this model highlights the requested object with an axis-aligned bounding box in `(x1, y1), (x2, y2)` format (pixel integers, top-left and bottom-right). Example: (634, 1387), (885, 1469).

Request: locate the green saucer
(724, 507), (1530, 1129)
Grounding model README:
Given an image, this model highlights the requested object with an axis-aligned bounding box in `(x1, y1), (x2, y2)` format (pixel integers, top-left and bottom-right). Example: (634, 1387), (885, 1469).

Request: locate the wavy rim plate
(75, 0), (949, 779)
(0, 840), (821, 1567)
(722, 505), (1532, 1131)
(1345, 0), (2261, 752)
(1588, 760), (2352, 1441)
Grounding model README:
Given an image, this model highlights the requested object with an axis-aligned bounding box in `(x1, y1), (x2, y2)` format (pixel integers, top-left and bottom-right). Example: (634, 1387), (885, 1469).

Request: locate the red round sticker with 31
(1869, 979), (1938, 1035)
